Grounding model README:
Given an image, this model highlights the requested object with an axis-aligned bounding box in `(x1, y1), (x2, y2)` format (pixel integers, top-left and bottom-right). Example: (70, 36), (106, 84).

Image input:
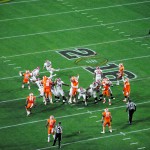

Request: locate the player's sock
(22, 84), (24, 88)
(103, 98), (106, 103)
(53, 134), (55, 139)
(116, 80), (119, 85)
(48, 135), (50, 142)
(109, 99), (111, 105)
(50, 98), (53, 104)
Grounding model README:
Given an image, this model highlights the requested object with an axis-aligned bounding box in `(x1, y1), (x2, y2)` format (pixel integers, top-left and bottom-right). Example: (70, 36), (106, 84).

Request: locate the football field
(0, 0), (150, 149)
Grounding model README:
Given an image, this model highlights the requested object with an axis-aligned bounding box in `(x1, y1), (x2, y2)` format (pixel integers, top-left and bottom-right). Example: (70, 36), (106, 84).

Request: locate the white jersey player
(43, 60), (52, 70)
(77, 87), (87, 106)
(94, 66), (103, 82)
(30, 67), (40, 82)
(43, 60), (59, 79)
(55, 78), (69, 103)
(35, 78), (44, 97)
(86, 82), (98, 103)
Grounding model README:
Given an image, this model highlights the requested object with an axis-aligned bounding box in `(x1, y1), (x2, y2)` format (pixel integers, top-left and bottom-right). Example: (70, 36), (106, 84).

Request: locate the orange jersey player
(19, 70), (31, 89)
(46, 115), (56, 142)
(123, 78), (130, 102)
(116, 63), (124, 85)
(102, 79), (112, 105)
(101, 108), (112, 133)
(68, 75), (79, 103)
(25, 93), (36, 116)
(43, 78), (53, 105)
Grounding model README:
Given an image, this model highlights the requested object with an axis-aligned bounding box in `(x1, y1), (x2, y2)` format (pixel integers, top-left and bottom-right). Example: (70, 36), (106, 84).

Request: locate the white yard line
(0, 34), (149, 59)
(77, 107), (85, 110)
(8, 63), (15, 66)
(130, 142), (138, 145)
(0, 17), (149, 40)
(137, 147), (146, 150)
(123, 138), (131, 140)
(3, 60), (10, 62)
(0, 1), (150, 20)
(0, 0), (40, 5)
(0, 101), (149, 130)
(36, 128), (150, 150)
(89, 116), (97, 118)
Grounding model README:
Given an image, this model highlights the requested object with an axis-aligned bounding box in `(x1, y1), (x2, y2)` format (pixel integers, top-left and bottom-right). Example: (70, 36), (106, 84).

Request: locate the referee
(52, 121), (62, 149)
(126, 99), (136, 125)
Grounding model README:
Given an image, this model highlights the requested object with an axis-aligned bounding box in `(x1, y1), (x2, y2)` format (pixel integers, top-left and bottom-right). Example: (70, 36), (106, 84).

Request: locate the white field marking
(119, 32), (125, 34)
(96, 120), (100, 122)
(123, 138), (131, 140)
(81, 12), (87, 15)
(67, 4), (72, 6)
(101, 23), (105, 26)
(36, 128), (150, 150)
(141, 43), (148, 46)
(89, 116), (97, 118)
(92, 18), (98, 20)
(0, 0), (40, 5)
(6, 15), (149, 40)
(110, 55), (150, 63)
(147, 47), (150, 48)
(120, 132), (126, 136)
(130, 142), (138, 145)
(1, 34), (149, 59)
(135, 41), (142, 42)
(97, 20), (103, 22)
(0, 101), (149, 129)
(86, 15), (93, 17)
(128, 37), (133, 40)
(0, 97), (25, 104)
(14, 66), (21, 69)
(8, 63), (15, 66)
(87, 110), (92, 114)
(0, 55), (150, 81)
(3, 60), (10, 62)
(1, 56), (6, 59)
(113, 29), (119, 31)
(72, 7), (78, 10)
(67, 5), (73, 7)
(137, 147), (146, 150)
(107, 26), (114, 28)
(77, 107), (85, 110)
(62, 2), (68, 4)
(124, 34), (130, 37)
(1, 1), (150, 21)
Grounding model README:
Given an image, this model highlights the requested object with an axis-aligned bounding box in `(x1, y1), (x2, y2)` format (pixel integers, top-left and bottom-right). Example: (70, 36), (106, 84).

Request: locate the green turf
(0, 0), (150, 150)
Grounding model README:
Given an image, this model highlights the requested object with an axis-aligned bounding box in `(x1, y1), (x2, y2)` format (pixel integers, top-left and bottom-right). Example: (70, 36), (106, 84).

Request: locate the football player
(116, 63), (124, 85)
(94, 66), (103, 82)
(54, 78), (69, 103)
(68, 75), (79, 103)
(46, 115), (56, 142)
(19, 70), (31, 89)
(30, 66), (40, 82)
(77, 87), (87, 106)
(25, 93), (36, 116)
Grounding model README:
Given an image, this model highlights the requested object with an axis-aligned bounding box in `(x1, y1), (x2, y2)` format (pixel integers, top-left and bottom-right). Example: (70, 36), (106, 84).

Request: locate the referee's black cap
(58, 121), (61, 125)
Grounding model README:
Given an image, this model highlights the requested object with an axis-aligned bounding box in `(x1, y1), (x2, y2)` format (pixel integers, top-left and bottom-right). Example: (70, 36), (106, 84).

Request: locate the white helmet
(104, 108), (109, 112)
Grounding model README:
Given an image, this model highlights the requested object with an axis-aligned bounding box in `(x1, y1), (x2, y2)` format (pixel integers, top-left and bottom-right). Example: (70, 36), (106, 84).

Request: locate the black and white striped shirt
(127, 102), (136, 110)
(55, 125), (62, 134)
